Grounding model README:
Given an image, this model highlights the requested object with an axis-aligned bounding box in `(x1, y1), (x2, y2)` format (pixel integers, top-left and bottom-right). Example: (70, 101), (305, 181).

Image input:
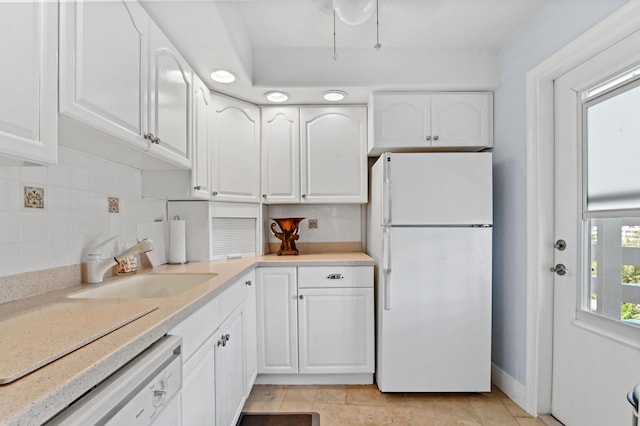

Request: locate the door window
(583, 69), (640, 325)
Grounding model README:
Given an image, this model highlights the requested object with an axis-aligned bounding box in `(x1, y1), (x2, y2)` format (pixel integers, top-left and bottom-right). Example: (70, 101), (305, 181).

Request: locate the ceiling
(141, 0), (550, 105)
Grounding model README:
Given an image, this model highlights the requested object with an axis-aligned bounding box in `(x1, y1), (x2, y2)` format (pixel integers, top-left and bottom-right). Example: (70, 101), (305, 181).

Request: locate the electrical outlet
(308, 219), (318, 229)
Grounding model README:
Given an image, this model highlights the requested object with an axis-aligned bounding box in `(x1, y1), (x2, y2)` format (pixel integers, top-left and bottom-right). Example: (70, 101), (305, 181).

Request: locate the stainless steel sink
(68, 273), (217, 299)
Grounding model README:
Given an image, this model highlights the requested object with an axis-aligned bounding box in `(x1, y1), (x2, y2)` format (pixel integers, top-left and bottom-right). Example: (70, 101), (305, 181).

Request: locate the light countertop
(0, 253), (373, 426)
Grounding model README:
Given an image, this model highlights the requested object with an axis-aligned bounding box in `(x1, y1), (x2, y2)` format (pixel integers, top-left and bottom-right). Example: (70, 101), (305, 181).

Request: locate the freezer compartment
(385, 152), (492, 226)
(376, 227), (492, 392)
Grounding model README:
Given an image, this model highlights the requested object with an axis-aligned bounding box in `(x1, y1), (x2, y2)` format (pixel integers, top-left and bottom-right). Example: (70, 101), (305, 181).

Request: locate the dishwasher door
(46, 335), (182, 426)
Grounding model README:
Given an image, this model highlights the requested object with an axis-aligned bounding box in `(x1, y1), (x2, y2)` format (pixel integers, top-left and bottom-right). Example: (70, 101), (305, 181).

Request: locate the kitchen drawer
(170, 297), (221, 362)
(218, 277), (247, 320)
(297, 266), (373, 288)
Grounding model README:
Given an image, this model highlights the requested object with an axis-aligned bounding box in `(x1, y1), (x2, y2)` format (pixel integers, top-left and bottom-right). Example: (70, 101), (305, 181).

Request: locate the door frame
(524, 1), (640, 416)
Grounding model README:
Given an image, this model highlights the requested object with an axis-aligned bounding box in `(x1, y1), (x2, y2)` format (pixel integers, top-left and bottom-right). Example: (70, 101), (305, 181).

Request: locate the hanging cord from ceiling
(333, 10), (338, 60)
(374, 0), (381, 50)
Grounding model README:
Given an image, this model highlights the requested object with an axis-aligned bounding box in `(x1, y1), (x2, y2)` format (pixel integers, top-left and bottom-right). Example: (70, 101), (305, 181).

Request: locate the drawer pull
(327, 273), (344, 280)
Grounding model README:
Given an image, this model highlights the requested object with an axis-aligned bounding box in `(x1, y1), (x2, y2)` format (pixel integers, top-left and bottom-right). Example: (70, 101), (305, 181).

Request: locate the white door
(243, 272), (258, 391)
(261, 107), (300, 203)
(430, 93), (493, 149)
(552, 29), (640, 426)
(181, 336), (216, 426)
(59, 0), (148, 149)
(377, 227), (492, 392)
(372, 93), (431, 150)
(148, 22), (191, 168)
(256, 267), (298, 374)
(300, 107), (367, 203)
(191, 76), (212, 199)
(297, 287), (374, 374)
(0, 1), (57, 165)
(215, 308), (245, 426)
(387, 152), (493, 225)
(210, 95), (260, 202)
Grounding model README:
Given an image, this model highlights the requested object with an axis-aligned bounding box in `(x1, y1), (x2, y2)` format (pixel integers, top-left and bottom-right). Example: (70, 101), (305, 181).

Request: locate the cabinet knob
(144, 133), (153, 140)
(425, 135), (431, 141)
(225, 333), (230, 341)
(194, 185), (201, 191)
(299, 295), (304, 300)
(262, 194), (267, 199)
(245, 280), (252, 286)
(433, 135), (439, 141)
(301, 194), (307, 199)
(212, 191), (218, 196)
(152, 137), (161, 144)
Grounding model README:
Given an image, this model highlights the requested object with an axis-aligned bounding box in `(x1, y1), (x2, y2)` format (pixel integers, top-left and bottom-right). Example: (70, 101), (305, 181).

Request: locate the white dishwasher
(46, 335), (183, 426)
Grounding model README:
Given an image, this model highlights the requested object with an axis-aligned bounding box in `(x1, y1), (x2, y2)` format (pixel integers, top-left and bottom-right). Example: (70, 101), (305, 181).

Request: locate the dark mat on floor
(237, 412), (320, 426)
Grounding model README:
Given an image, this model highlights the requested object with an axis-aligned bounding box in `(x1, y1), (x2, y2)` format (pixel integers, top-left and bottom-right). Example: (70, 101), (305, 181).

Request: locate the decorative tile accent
(309, 219), (319, 229)
(108, 197), (119, 213)
(24, 186), (44, 209)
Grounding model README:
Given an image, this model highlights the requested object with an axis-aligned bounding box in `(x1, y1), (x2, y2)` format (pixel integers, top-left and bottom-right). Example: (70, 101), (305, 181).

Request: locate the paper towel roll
(169, 220), (186, 264)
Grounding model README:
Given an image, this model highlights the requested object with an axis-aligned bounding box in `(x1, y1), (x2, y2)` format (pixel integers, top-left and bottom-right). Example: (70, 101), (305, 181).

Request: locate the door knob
(550, 264), (568, 275)
(299, 295), (304, 300)
(554, 239), (566, 251)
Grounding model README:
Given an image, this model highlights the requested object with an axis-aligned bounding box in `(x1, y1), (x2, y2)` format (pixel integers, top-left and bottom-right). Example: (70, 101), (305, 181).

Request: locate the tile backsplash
(266, 204), (364, 247)
(0, 148), (166, 277)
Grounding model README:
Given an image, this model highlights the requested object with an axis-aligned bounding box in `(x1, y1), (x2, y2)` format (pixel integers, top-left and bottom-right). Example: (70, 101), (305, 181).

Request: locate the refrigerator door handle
(382, 227), (392, 310)
(383, 154), (391, 225)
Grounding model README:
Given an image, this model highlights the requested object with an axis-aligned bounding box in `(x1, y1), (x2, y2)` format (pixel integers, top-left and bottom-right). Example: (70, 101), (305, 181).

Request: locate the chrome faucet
(86, 238), (154, 284)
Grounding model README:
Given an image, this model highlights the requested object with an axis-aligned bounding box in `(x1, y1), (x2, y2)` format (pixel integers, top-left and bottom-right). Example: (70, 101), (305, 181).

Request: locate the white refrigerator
(367, 152), (492, 392)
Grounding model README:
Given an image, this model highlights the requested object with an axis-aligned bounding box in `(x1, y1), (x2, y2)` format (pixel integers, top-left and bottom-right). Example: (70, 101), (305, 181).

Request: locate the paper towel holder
(168, 215), (189, 265)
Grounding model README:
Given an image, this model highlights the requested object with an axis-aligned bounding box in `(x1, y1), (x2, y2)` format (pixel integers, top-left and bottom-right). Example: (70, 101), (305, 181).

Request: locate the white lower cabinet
(214, 308), (245, 426)
(170, 272), (256, 426)
(298, 287), (374, 374)
(256, 266), (374, 381)
(182, 336), (216, 425)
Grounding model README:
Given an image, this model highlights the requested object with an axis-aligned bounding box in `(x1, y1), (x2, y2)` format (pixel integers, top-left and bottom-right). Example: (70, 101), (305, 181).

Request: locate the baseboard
(491, 363), (529, 413)
(255, 373), (373, 385)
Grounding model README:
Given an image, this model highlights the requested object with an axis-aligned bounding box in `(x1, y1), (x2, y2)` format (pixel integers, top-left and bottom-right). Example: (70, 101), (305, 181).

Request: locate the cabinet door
(215, 308), (246, 426)
(191, 76), (212, 199)
(211, 95), (260, 202)
(148, 22), (191, 168)
(298, 287), (374, 374)
(59, 0), (148, 149)
(371, 93), (431, 154)
(181, 336), (216, 426)
(300, 107), (367, 203)
(261, 108), (300, 204)
(243, 271), (258, 392)
(0, 2), (57, 165)
(256, 267), (298, 374)
(430, 93), (493, 149)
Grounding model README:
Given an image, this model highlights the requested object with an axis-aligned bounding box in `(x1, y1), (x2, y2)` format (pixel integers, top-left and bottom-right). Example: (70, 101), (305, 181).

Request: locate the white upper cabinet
(369, 92), (493, 155)
(59, 0), (192, 169)
(261, 107), (300, 203)
(147, 22), (192, 168)
(190, 75), (212, 199)
(59, 0), (149, 149)
(210, 94), (261, 203)
(0, 2), (57, 165)
(300, 107), (368, 204)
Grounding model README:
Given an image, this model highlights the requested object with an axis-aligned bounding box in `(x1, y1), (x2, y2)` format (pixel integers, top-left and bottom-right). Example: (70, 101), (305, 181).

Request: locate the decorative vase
(270, 217), (305, 255)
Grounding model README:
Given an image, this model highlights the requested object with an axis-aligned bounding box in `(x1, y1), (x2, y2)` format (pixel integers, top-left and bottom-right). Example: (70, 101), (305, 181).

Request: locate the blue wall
(492, 0), (628, 384)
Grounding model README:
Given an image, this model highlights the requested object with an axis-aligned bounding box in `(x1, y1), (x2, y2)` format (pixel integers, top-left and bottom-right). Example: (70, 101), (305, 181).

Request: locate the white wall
(492, 0), (628, 384)
(0, 147), (166, 277)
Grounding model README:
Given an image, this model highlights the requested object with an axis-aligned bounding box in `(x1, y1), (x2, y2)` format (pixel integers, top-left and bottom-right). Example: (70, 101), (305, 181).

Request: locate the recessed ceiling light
(323, 90), (347, 102)
(265, 91), (289, 103)
(210, 69), (236, 84)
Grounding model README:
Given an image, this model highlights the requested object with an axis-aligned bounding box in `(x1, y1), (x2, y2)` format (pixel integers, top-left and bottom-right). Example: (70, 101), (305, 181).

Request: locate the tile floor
(242, 384), (546, 425)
